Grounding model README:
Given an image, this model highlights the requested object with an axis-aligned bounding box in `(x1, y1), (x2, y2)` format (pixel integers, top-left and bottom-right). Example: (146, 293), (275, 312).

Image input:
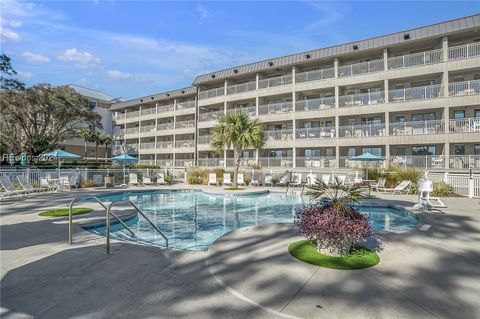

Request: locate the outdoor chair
(371, 178), (386, 192)
(0, 176), (30, 198)
(291, 173), (302, 187)
(306, 173), (317, 186)
(237, 173), (246, 186)
(39, 178), (56, 192)
(250, 173), (261, 186)
(69, 175), (78, 190)
(223, 173), (233, 186)
(129, 173), (140, 186)
(264, 175), (274, 186)
(277, 174), (290, 186)
(143, 177), (154, 186)
(384, 180), (411, 195)
(354, 178), (363, 184)
(321, 174), (330, 185)
(208, 173), (218, 186)
(59, 176), (71, 191)
(157, 173), (167, 185)
(16, 176), (47, 194)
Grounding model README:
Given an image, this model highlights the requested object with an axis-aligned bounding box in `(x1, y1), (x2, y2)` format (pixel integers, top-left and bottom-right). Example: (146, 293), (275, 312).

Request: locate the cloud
(196, 4), (212, 21)
(22, 51), (51, 63)
(8, 20), (22, 27)
(17, 71), (33, 79)
(0, 17), (22, 42)
(107, 69), (131, 80)
(58, 48), (101, 69)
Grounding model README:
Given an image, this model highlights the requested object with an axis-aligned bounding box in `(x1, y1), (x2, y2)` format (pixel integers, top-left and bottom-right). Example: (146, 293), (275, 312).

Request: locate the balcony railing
(340, 156), (386, 169)
(139, 125), (156, 133)
(126, 110), (140, 119)
(175, 140), (194, 148)
(176, 100), (196, 110)
(156, 141), (174, 149)
(128, 143), (139, 152)
(198, 158), (223, 167)
(226, 105), (257, 116)
(448, 42), (480, 60)
(389, 84), (443, 102)
(138, 159), (156, 166)
(295, 97), (335, 111)
(175, 159), (194, 167)
(387, 49), (443, 70)
(266, 129), (293, 141)
(450, 155), (480, 169)
(338, 59), (383, 77)
(140, 142), (156, 150)
(390, 120), (444, 136)
(390, 155), (445, 169)
(157, 159), (173, 167)
(339, 123), (386, 138)
(114, 113), (125, 120)
(157, 123), (174, 131)
(449, 80), (480, 96)
(199, 110), (224, 122)
(258, 157), (293, 168)
(113, 129), (124, 138)
(339, 91), (385, 107)
(296, 156), (336, 168)
(197, 135), (212, 145)
(175, 120), (195, 129)
(225, 158), (257, 168)
(449, 118), (480, 133)
(198, 87), (225, 100)
(158, 104), (175, 113)
(296, 127), (335, 139)
(141, 107), (156, 116)
(258, 74), (292, 89)
(125, 127), (139, 135)
(258, 101), (293, 115)
(295, 67), (334, 83)
(227, 81), (256, 95)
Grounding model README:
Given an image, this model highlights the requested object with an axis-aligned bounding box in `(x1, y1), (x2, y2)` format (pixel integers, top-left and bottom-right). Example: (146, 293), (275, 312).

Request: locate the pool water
(85, 190), (418, 251)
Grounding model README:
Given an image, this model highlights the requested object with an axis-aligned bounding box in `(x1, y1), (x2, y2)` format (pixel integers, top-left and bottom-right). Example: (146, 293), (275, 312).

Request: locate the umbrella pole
(123, 163), (126, 185)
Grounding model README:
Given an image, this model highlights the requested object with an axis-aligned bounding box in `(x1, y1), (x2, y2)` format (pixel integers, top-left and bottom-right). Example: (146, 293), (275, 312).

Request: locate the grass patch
(288, 240), (380, 270)
(39, 207), (94, 217)
(223, 187), (245, 191)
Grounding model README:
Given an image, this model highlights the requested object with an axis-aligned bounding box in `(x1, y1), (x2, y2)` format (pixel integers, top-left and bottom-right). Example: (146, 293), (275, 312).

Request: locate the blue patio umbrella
(350, 152), (385, 180)
(110, 153), (138, 184)
(40, 149), (81, 171)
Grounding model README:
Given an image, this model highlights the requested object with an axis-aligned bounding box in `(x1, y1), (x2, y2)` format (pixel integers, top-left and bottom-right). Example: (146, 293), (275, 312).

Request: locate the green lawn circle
(39, 207), (94, 217)
(288, 240), (380, 270)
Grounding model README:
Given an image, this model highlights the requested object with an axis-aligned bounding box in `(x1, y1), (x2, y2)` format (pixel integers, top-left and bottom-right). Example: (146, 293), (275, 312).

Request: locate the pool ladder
(68, 196), (169, 254)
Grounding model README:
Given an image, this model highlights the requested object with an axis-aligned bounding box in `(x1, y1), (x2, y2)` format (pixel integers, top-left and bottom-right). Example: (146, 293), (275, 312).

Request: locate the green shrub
(432, 182), (455, 197)
(80, 180), (97, 188)
(186, 167), (226, 185)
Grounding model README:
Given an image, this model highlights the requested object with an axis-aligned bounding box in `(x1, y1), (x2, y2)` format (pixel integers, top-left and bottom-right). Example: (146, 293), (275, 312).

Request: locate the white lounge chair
(354, 178), (363, 184)
(59, 176), (71, 191)
(156, 173), (167, 185)
(143, 177), (154, 186)
(384, 180), (411, 195)
(208, 173), (218, 186)
(277, 174), (290, 186)
(39, 177), (56, 192)
(223, 173), (233, 186)
(250, 173), (261, 186)
(306, 173), (317, 186)
(69, 175), (78, 190)
(321, 174), (330, 185)
(264, 175), (273, 186)
(129, 173), (140, 186)
(371, 178), (386, 192)
(237, 173), (246, 186)
(16, 176), (47, 194)
(291, 173), (302, 187)
(0, 176), (30, 198)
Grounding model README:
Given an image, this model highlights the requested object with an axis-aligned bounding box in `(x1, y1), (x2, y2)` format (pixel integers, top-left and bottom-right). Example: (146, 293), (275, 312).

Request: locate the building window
(412, 113), (435, 121)
(475, 144), (480, 155)
(348, 147), (356, 157)
(305, 149), (320, 157)
(89, 101), (97, 109)
(325, 148), (334, 157)
(395, 147), (406, 156)
(453, 110), (465, 119)
(395, 116), (405, 123)
(475, 110), (480, 118)
(412, 145), (436, 155)
(454, 144), (465, 155)
(362, 147), (382, 156)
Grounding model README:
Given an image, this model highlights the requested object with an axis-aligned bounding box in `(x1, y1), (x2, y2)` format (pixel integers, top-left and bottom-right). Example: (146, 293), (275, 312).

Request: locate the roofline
(110, 86), (197, 110)
(67, 84), (117, 102)
(193, 14), (480, 85)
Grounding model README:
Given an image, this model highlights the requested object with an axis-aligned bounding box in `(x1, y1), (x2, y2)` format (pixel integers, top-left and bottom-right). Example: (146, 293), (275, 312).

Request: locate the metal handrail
(106, 199), (168, 253)
(68, 196), (136, 245)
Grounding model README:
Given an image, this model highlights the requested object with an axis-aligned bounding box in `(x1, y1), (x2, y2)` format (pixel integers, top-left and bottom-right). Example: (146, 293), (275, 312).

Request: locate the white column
(224, 80), (228, 96)
(384, 79), (389, 103)
(444, 105), (450, 169)
(334, 58), (339, 78)
(255, 73), (259, 90)
(292, 66), (296, 85)
(335, 86), (340, 108)
(383, 48), (388, 71)
(442, 36), (449, 97)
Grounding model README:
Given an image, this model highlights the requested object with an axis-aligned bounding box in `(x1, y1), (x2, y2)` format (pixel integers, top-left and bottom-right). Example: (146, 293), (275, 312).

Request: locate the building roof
(68, 84), (117, 102)
(110, 86), (197, 110)
(193, 14), (480, 85)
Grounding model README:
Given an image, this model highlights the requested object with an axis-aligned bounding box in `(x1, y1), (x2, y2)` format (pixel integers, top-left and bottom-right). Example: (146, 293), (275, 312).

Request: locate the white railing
(140, 107), (156, 116)
(175, 159), (194, 167)
(139, 125), (156, 133)
(258, 157), (293, 168)
(296, 157), (336, 168)
(449, 155), (480, 169)
(390, 120), (444, 136)
(258, 74), (292, 89)
(156, 141), (174, 149)
(339, 91), (385, 107)
(157, 104), (175, 113)
(198, 87), (225, 100)
(199, 110), (224, 122)
(175, 120), (195, 129)
(227, 81), (256, 94)
(448, 42), (480, 60)
(139, 142), (156, 150)
(295, 67), (335, 83)
(157, 123), (174, 131)
(387, 49), (443, 69)
(389, 84), (443, 102)
(296, 127), (335, 139)
(449, 117), (480, 133)
(295, 97), (335, 111)
(175, 140), (194, 148)
(338, 59), (384, 77)
(129, 143), (139, 152)
(339, 123), (386, 138)
(340, 156), (387, 169)
(448, 80), (480, 96)
(258, 101), (293, 115)
(157, 159), (173, 167)
(225, 158), (258, 168)
(266, 129), (293, 141)
(176, 100), (196, 110)
(226, 105), (257, 116)
(126, 110), (140, 119)
(138, 159), (156, 166)
(114, 113), (125, 120)
(198, 158), (223, 167)
(125, 127), (140, 135)
(197, 135), (212, 145)
(113, 129), (124, 138)
(390, 155), (445, 169)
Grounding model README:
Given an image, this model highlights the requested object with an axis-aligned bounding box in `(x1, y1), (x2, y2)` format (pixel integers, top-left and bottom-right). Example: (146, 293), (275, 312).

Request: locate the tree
(97, 133), (113, 162)
(1, 83), (102, 155)
(77, 128), (95, 163)
(0, 54), (25, 91)
(211, 110), (265, 188)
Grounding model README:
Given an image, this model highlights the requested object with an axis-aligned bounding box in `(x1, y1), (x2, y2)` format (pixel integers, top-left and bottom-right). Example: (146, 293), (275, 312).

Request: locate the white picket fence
(427, 172), (480, 198)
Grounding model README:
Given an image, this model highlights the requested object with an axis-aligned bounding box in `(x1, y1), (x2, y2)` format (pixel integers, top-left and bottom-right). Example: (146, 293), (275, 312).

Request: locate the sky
(1, 1), (478, 100)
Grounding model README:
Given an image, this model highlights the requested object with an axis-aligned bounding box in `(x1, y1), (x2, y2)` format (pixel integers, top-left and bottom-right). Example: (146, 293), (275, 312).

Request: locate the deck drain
(316, 305), (323, 309)
(419, 224), (431, 231)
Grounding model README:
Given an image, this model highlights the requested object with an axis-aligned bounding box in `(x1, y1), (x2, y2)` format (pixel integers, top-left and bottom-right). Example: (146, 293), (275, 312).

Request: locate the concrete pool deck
(1, 186), (479, 319)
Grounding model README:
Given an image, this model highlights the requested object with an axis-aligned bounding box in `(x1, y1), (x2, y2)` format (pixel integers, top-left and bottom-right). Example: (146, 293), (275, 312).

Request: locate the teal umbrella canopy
(41, 149), (81, 159)
(111, 153), (138, 162)
(350, 152), (385, 161)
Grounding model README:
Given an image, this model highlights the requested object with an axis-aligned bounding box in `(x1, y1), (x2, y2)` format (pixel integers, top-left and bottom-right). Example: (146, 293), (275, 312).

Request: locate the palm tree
(97, 133), (113, 162)
(77, 128), (94, 163)
(92, 131), (100, 163)
(212, 110), (265, 188)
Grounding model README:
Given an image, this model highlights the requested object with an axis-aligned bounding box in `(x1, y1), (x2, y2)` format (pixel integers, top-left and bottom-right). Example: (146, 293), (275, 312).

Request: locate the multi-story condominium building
(111, 15), (480, 171)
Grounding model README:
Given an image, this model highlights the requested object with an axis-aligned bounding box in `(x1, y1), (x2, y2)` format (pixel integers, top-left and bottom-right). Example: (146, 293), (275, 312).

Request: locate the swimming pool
(84, 190), (418, 251)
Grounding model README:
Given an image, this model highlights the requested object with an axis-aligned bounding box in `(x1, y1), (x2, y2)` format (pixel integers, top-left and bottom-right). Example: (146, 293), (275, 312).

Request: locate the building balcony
(296, 156), (336, 168)
(157, 159), (173, 167)
(128, 143), (139, 152)
(125, 110), (141, 119)
(295, 67), (334, 83)
(227, 81), (256, 95)
(449, 80), (480, 97)
(258, 74), (292, 89)
(295, 97), (335, 112)
(139, 125), (156, 134)
(338, 59), (384, 77)
(125, 127), (140, 135)
(197, 135), (212, 145)
(113, 113), (125, 121)
(198, 158), (223, 167)
(199, 110), (224, 122)
(389, 155), (445, 169)
(266, 129), (293, 141)
(296, 127), (335, 139)
(390, 120), (444, 136)
(258, 157), (293, 168)
(139, 142), (156, 150)
(158, 104), (175, 113)
(175, 140), (195, 148)
(339, 91), (385, 107)
(175, 120), (195, 129)
(140, 107), (156, 117)
(448, 42), (480, 60)
(258, 101), (293, 115)
(176, 100), (196, 110)
(225, 158), (258, 168)
(226, 105), (257, 116)
(388, 84), (443, 103)
(198, 87), (225, 100)
(138, 159), (156, 166)
(387, 49), (443, 70)
(175, 159), (194, 168)
(339, 156), (387, 169)
(449, 155), (480, 169)
(157, 123), (174, 131)
(156, 141), (174, 150)
(449, 118), (480, 133)
(339, 123), (386, 138)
